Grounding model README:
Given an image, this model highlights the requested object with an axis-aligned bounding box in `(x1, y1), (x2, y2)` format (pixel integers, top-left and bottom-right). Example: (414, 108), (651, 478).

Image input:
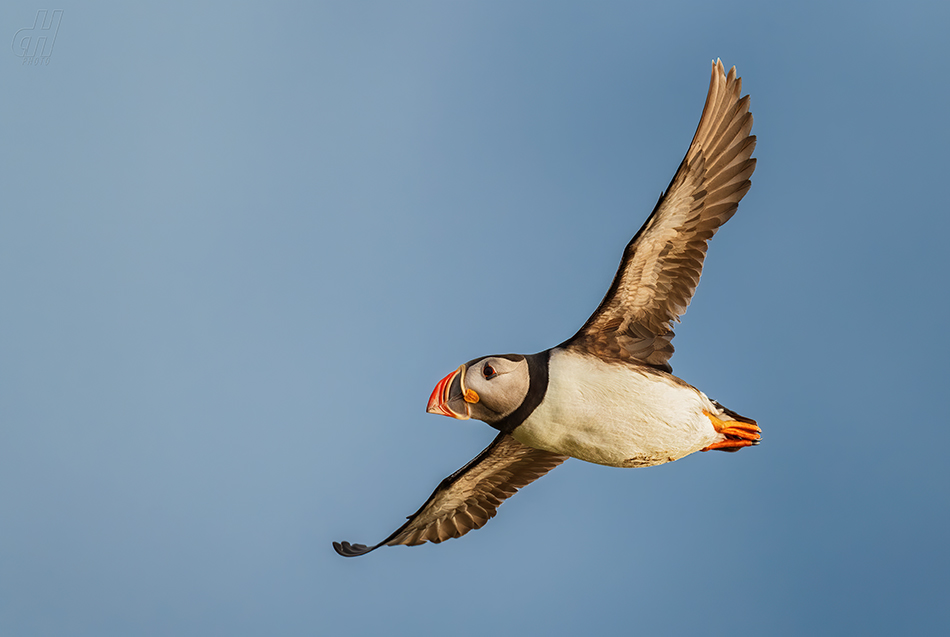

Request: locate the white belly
(512, 349), (722, 468)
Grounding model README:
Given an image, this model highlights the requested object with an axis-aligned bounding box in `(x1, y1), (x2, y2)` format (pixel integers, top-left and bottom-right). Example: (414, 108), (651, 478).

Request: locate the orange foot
(701, 409), (761, 452)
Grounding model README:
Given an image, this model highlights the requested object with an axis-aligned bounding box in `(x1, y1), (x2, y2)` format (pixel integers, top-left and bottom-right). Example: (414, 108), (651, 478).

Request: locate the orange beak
(426, 365), (471, 420)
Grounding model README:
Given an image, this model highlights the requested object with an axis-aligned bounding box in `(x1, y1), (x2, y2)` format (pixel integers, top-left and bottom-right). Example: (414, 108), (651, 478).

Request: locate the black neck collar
(491, 350), (550, 434)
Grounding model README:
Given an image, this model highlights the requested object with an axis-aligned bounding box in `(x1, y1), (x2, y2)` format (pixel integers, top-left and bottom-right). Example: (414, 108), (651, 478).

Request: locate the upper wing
(562, 60), (756, 372)
(333, 433), (567, 557)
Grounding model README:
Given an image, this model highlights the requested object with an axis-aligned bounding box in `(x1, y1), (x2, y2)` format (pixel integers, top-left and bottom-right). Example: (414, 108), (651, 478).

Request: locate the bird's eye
(483, 364), (496, 379)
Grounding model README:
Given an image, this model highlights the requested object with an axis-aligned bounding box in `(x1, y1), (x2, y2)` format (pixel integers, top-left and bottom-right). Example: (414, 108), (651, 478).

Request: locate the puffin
(333, 60), (759, 557)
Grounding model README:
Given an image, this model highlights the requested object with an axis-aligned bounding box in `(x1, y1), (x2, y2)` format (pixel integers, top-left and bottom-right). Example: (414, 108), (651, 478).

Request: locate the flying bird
(334, 60), (759, 557)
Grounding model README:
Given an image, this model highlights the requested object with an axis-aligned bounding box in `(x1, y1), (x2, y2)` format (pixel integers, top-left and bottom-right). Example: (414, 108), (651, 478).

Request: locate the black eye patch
(482, 364), (496, 379)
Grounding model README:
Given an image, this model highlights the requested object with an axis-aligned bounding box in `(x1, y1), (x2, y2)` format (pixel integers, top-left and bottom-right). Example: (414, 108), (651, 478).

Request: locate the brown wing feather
(333, 433), (567, 557)
(563, 60), (756, 371)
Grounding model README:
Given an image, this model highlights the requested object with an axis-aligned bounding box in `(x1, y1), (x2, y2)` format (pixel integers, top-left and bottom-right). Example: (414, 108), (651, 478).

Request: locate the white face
(461, 355), (530, 424)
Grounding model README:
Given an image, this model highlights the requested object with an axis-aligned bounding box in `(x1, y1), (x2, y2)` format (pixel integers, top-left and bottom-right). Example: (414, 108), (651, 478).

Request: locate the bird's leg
(701, 409), (761, 452)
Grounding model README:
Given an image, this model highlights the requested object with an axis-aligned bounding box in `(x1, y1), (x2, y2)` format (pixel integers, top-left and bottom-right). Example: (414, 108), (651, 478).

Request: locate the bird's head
(426, 354), (530, 425)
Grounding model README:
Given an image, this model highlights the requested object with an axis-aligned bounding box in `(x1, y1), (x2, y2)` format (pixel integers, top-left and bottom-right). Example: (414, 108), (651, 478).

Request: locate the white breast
(512, 349), (722, 467)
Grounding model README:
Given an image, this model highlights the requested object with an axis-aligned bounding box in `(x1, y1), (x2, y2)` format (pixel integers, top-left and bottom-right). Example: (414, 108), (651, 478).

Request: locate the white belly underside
(511, 349), (723, 468)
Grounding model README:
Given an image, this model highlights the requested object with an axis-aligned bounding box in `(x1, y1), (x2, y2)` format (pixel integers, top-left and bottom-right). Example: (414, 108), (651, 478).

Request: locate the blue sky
(2, 1), (948, 635)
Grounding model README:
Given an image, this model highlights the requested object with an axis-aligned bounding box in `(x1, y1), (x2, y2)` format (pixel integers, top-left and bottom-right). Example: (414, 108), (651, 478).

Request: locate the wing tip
(710, 57), (741, 84)
(333, 540), (378, 557)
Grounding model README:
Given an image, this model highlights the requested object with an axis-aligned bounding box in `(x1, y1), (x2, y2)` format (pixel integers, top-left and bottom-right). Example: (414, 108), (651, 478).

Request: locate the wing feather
(333, 433), (567, 557)
(562, 60), (756, 371)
